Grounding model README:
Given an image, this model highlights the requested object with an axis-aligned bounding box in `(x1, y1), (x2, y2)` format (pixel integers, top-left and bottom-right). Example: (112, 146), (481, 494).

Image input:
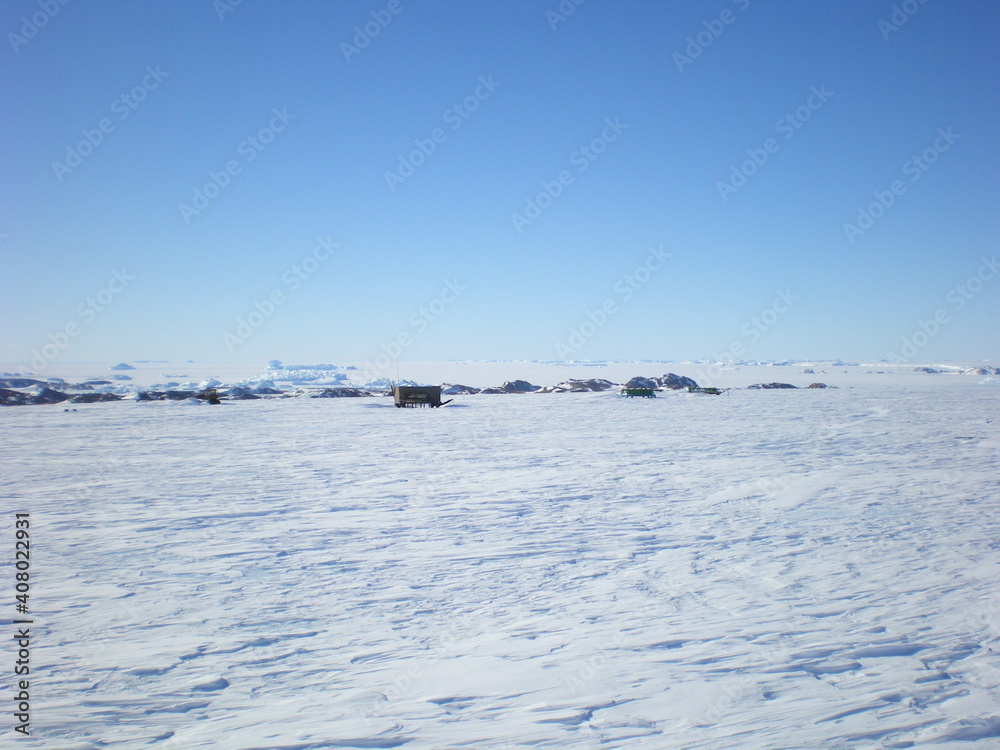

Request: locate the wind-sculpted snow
(3, 386), (999, 748)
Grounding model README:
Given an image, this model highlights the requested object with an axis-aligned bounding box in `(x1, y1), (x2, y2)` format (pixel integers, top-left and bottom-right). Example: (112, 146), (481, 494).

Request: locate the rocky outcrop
(657, 373), (699, 390)
(442, 384), (481, 395)
(624, 376), (658, 390)
(536, 379), (616, 393)
(110, 362), (136, 370)
(223, 387), (261, 400)
(621, 373), (699, 390)
(806, 383), (833, 389)
(70, 393), (123, 403)
(32, 387), (72, 404)
(1, 387), (74, 405)
(134, 390), (200, 401)
(503, 379), (541, 392)
(747, 382), (798, 389)
(0, 378), (46, 389)
(164, 390), (200, 400)
(311, 388), (372, 398)
(480, 380), (541, 394)
(0, 388), (30, 405)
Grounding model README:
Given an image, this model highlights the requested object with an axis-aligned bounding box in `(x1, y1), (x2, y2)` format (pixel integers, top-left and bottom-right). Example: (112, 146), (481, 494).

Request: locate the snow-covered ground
(3, 369), (999, 748)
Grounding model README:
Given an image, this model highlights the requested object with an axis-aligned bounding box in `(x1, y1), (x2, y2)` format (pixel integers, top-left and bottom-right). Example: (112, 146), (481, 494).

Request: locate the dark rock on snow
(622, 373), (699, 390)
(311, 388), (372, 398)
(136, 390), (217, 402)
(163, 390), (200, 400)
(536, 379), (616, 393)
(70, 393), (123, 403)
(442, 383), (481, 395)
(223, 387), (261, 400)
(30, 387), (72, 404)
(747, 382), (798, 389)
(502, 379), (541, 392)
(3, 387), (74, 405)
(480, 380), (541, 394)
(624, 376), (658, 390)
(0, 378), (46, 389)
(0, 388), (30, 405)
(657, 373), (699, 390)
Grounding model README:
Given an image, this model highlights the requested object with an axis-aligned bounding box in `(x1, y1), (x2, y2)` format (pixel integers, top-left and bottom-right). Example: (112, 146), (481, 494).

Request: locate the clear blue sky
(3, 0), (998, 368)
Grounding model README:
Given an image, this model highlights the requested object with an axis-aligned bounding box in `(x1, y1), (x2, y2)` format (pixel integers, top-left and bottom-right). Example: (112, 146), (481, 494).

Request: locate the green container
(621, 387), (655, 398)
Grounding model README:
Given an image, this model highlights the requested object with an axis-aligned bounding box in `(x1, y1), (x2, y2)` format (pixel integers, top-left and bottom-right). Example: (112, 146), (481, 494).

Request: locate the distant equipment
(621, 387), (656, 398)
(200, 387), (222, 405)
(688, 386), (727, 395)
(391, 384), (452, 408)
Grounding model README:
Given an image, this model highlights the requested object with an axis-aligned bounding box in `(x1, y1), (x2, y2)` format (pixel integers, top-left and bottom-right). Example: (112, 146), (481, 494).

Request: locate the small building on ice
(392, 385), (449, 408)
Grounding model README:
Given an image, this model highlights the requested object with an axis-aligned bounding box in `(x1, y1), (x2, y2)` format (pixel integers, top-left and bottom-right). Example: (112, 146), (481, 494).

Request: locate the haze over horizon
(3, 1), (998, 369)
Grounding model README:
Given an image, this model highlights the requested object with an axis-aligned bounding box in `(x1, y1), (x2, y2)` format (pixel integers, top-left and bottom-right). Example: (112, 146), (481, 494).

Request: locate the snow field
(2, 385), (998, 748)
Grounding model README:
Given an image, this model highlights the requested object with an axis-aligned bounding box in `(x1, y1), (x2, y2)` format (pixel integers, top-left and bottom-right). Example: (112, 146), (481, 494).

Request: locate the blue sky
(3, 0), (998, 368)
